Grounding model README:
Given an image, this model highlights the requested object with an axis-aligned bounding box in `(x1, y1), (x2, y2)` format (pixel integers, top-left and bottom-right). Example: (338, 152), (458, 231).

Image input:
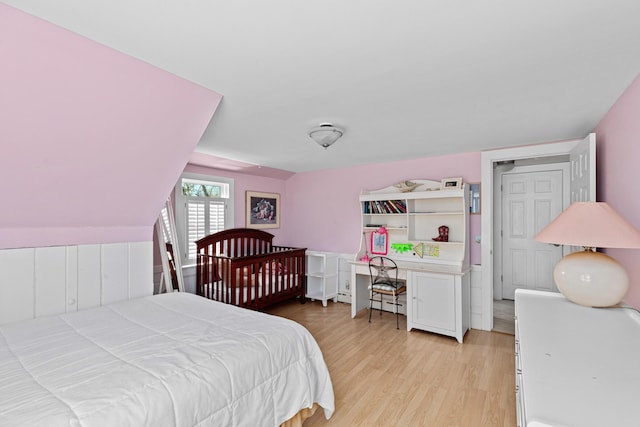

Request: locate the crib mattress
(0, 292), (334, 426)
(206, 273), (299, 303)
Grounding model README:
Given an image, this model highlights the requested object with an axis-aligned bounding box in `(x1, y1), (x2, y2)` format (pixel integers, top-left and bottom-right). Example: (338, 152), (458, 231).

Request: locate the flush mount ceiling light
(308, 123), (344, 149)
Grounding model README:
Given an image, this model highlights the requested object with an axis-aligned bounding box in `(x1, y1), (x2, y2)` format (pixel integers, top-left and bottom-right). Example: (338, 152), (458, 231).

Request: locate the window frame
(174, 172), (234, 266)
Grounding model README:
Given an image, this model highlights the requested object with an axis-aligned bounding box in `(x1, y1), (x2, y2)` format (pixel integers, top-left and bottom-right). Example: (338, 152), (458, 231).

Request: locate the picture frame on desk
(370, 229), (388, 255)
(441, 177), (462, 190)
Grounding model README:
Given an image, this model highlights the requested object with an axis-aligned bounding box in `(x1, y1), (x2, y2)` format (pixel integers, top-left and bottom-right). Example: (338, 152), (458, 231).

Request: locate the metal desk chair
(368, 256), (406, 329)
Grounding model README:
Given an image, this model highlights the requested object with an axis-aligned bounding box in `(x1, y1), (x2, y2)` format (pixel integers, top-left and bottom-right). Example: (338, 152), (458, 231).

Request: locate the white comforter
(0, 292), (334, 426)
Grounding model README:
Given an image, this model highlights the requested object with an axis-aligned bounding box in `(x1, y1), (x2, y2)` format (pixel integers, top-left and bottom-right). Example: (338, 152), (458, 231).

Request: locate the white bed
(0, 292), (334, 426)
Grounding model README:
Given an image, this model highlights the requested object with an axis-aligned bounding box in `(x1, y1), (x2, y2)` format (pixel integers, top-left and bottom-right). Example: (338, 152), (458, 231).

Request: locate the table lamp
(534, 202), (640, 307)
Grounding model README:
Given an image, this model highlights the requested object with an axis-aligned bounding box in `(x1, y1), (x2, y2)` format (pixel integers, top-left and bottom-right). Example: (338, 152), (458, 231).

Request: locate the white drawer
(515, 372), (525, 427)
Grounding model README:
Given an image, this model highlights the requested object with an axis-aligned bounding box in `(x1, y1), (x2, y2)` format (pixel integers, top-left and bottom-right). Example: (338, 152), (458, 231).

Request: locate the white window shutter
(186, 200), (206, 260)
(159, 206), (171, 243)
(208, 200), (225, 234)
(185, 199), (226, 261)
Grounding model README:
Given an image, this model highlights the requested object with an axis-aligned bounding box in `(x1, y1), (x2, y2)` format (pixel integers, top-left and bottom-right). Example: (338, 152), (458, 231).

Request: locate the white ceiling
(6, 1), (640, 173)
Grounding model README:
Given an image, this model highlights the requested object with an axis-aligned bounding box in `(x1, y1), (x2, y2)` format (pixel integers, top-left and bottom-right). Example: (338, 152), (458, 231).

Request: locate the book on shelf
(363, 199), (407, 214)
(385, 200), (397, 213)
(389, 200), (406, 213)
(390, 200), (406, 214)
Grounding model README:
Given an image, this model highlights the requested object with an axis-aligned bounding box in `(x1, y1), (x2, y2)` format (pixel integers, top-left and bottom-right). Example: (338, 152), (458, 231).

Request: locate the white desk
(515, 289), (640, 426)
(350, 260), (470, 342)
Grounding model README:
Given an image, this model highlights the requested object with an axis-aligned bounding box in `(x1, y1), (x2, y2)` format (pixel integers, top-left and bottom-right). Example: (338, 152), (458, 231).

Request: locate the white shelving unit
(306, 251), (338, 307)
(356, 179), (469, 268)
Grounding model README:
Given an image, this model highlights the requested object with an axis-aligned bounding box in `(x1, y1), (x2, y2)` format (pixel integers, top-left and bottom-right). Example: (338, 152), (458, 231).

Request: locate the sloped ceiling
(0, 4), (222, 248)
(4, 1), (640, 173)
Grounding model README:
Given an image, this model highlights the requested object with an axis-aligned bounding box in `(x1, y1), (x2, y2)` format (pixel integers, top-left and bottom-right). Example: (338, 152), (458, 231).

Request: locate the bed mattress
(0, 292), (334, 426)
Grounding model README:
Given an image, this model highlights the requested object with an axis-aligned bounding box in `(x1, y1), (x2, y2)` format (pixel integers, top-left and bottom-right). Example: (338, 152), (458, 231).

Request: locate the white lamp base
(554, 250), (629, 307)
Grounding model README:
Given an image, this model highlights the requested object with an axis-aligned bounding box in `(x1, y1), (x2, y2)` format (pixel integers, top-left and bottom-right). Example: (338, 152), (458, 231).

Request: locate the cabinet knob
(68, 298), (76, 305)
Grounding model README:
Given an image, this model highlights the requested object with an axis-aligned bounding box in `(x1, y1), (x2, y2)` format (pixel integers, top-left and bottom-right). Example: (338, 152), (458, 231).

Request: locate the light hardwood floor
(493, 299), (515, 335)
(266, 300), (516, 427)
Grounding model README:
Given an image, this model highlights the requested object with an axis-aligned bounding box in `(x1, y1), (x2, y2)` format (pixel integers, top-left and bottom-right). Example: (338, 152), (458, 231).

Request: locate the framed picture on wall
(246, 191), (280, 229)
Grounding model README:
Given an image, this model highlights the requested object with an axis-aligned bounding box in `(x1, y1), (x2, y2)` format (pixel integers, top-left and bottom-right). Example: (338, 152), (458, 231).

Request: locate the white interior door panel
(501, 170), (564, 299)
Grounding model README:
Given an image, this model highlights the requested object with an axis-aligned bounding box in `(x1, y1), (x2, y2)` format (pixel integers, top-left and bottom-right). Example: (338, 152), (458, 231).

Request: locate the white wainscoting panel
(337, 254), (353, 304)
(129, 242), (153, 299)
(34, 246), (67, 317)
(0, 248), (35, 326)
(78, 244), (102, 310)
(0, 241), (153, 325)
(101, 243), (130, 305)
(66, 246), (79, 311)
(470, 264), (483, 329)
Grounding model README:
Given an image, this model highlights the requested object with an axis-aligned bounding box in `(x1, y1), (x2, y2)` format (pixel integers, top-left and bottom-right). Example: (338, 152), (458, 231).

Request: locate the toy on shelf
(432, 225), (449, 242)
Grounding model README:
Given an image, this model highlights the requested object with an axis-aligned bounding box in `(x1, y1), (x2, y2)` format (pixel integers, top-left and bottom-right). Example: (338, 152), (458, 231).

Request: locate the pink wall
(595, 73), (640, 308)
(184, 164), (288, 241)
(0, 4), (222, 249)
(282, 152), (482, 264)
(180, 152), (482, 264)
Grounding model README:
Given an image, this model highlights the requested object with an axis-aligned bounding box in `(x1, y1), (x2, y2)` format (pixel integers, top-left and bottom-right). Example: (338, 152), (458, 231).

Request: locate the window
(175, 174), (234, 264)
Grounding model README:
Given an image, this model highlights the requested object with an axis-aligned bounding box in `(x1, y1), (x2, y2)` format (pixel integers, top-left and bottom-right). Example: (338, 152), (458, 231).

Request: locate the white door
(570, 132), (596, 202)
(501, 169), (564, 299)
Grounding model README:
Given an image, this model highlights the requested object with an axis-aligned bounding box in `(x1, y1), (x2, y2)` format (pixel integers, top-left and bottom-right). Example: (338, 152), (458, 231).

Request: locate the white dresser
(515, 289), (640, 426)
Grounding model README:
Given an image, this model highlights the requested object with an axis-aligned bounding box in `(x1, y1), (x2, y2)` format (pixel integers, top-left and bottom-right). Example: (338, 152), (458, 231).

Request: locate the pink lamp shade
(534, 202), (640, 248)
(534, 202), (640, 307)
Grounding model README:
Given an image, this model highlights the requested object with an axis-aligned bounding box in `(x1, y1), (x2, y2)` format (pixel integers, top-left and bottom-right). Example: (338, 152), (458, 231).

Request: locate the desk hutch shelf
(352, 179), (471, 342)
(356, 179), (469, 268)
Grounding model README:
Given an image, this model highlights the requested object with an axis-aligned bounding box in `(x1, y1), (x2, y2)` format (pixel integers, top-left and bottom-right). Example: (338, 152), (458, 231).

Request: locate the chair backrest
(368, 256), (399, 287)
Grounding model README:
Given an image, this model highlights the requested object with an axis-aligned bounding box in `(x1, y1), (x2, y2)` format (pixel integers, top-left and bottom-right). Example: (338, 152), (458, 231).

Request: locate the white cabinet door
(411, 272), (455, 332)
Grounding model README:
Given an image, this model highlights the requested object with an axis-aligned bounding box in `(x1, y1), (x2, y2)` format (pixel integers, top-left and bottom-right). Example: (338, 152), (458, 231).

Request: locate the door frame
(479, 138), (583, 331)
(493, 162), (570, 300)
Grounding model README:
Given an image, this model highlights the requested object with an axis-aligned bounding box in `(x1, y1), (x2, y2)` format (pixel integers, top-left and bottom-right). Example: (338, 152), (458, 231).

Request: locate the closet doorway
(479, 133), (596, 332)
